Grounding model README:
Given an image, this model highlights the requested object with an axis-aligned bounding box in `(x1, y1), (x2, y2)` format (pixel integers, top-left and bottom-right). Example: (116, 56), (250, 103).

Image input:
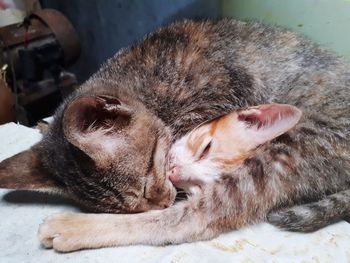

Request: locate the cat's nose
(167, 166), (180, 183)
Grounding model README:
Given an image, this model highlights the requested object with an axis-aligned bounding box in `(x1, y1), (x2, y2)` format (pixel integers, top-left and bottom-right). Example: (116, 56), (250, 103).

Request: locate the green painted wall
(222, 0), (350, 60)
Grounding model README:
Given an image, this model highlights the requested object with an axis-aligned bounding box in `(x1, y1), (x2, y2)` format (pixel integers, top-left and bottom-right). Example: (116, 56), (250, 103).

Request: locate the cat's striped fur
(0, 19), (348, 251)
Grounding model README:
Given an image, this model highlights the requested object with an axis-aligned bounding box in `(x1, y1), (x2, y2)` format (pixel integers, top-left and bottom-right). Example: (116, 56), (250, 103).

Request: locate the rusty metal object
(29, 9), (80, 65)
(0, 8), (80, 68)
(18, 72), (77, 106)
(0, 19), (54, 76)
(0, 8), (80, 125)
(0, 19), (52, 47)
(0, 79), (15, 125)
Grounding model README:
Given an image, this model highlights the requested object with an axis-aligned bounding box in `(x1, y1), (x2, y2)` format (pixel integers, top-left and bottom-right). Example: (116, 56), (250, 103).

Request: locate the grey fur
(0, 19), (349, 240)
(268, 189), (350, 231)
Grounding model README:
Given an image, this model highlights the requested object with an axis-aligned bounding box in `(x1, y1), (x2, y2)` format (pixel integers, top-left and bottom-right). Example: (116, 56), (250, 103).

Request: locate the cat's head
(0, 80), (176, 213)
(168, 104), (302, 192)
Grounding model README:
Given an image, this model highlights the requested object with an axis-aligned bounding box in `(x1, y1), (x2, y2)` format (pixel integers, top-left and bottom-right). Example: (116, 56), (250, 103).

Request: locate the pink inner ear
(238, 104), (300, 128)
(238, 104), (302, 145)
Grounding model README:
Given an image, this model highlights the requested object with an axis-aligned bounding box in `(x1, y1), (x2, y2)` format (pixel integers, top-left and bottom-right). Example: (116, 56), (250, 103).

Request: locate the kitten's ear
(63, 95), (133, 161)
(0, 146), (59, 190)
(237, 104), (302, 145)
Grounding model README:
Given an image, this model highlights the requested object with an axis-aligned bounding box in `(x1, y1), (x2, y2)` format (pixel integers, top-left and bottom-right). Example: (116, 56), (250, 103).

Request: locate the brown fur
(0, 19), (348, 251)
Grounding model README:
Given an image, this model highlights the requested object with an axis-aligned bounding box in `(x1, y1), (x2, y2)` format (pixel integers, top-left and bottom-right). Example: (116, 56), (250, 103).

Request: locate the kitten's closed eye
(198, 140), (211, 161)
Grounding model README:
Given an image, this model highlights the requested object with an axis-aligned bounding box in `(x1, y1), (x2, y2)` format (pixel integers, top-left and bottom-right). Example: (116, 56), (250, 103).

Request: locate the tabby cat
(0, 19), (349, 252)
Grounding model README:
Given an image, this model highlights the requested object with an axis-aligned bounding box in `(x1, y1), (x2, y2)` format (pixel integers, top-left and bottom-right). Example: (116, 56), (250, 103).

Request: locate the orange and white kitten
(168, 104), (302, 194)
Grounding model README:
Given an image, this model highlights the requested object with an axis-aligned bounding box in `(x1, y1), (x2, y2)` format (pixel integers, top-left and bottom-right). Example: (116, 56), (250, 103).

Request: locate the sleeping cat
(0, 19), (349, 251)
(167, 104), (302, 195)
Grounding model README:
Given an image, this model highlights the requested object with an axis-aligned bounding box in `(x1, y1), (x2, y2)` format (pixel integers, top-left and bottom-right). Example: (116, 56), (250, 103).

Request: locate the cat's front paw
(38, 213), (89, 252)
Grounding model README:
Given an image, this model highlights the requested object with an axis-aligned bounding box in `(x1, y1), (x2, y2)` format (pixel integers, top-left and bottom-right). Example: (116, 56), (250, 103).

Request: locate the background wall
(41, 0), (350, 83)
(42, 0), (220, 83)
(222, 0), (350, 61)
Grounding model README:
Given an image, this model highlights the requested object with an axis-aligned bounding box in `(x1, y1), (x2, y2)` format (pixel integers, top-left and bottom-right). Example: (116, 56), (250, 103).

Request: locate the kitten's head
(0, 80), (176, 213)
(168, 104), (302, 193)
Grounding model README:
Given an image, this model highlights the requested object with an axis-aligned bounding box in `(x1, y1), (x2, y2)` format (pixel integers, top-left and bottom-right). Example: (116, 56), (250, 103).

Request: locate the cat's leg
(267, 189), (350, 232)
(38, 179), (269, 252)
(38, 195), (221, 252)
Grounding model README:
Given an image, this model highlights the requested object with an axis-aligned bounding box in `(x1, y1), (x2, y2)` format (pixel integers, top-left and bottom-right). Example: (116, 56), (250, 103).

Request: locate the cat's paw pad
(38, 213), (84, 252)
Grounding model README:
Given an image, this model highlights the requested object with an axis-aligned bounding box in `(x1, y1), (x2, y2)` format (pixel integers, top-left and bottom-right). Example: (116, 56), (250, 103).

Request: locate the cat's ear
(63, 95), (133, 162)
(237, 104), (302, 146)
(0, 146), (60, 190)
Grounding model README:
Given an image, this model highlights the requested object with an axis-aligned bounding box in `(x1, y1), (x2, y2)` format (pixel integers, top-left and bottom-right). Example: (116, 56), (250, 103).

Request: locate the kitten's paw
(38, 213), (87, 252)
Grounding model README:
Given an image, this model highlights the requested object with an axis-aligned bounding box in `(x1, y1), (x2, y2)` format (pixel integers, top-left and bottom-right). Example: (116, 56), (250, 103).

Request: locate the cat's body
(0, 19), (349, 251)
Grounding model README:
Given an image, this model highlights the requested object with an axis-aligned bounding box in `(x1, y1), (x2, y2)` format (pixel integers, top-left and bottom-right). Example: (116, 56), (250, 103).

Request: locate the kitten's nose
(167, 166), (180, 183)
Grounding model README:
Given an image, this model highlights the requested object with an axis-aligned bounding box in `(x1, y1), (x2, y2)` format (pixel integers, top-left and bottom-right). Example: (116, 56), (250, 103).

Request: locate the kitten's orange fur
(168, 104), (302, 194)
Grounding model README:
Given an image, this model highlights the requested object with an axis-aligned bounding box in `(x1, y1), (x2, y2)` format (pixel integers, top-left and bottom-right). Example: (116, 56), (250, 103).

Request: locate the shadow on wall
(42, 0), (220, 83)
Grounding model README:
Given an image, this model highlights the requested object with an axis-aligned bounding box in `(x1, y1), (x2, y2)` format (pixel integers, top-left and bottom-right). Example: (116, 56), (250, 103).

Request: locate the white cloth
(0, 122), (349, 263)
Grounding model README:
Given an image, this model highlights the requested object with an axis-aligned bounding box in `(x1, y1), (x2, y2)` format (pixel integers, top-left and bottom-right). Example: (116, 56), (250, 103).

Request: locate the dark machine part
(0, 9), (80, 126)
(0, 79), (15, 125)
(19, 41), (63, 83)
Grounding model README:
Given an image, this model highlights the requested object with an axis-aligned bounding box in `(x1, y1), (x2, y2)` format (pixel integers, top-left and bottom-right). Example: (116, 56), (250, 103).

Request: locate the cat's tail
(267, 189), (350, 232)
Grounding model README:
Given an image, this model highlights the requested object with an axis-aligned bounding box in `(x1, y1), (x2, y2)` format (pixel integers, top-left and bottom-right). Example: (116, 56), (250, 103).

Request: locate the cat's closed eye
(143, 183), (148, 199)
